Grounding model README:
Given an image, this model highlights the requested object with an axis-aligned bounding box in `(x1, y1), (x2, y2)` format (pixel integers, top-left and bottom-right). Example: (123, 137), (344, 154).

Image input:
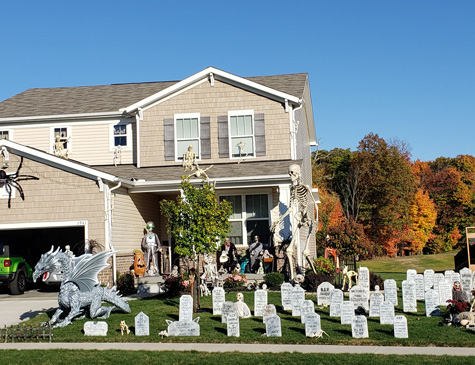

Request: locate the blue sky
(1, 1), (474, 162)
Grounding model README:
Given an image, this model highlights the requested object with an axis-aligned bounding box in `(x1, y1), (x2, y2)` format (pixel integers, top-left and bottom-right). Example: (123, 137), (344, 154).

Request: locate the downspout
(136, 108), (143, 168)
(291, 100), (304, 268)
(106, 181), (122, 285)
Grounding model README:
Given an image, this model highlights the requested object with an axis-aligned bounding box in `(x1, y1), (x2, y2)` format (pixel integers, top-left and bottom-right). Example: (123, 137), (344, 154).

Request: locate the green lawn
(13, 290), (475, 347)
(358, 251), (457, 274)
(0, 350), (474, 365)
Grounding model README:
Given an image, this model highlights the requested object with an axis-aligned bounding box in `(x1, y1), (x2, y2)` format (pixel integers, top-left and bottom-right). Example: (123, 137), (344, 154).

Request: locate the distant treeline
(313, 133), (474, 258)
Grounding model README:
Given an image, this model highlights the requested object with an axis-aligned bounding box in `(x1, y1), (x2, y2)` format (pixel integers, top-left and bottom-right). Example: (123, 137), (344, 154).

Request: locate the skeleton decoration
(1, 146), (9, 168)
(182, 144), (213, 180)
(236, 139), (248, 163)
(270, 164), (318, 280)
(0, 156), (39, 208)
(33, 248), (130, 328)
(53, 136), (71, 159)
(113, 145), (122, 166)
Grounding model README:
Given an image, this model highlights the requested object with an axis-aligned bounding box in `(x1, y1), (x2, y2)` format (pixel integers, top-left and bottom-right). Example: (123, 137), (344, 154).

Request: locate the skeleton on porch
(271, 164), (318, 280)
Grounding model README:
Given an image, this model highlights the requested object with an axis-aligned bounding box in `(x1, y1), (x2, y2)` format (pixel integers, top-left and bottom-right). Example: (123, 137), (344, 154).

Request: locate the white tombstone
(179, 295), (193, 322)
(414, 274), (425, 300)
(358, 267), (370, 293)
(393, 315), (408, 338)
(460, 268), (472, 295)
(383, 279), (398, 306)
(424, 269), (435, 292)
(135, 312), (150, 336)
(433, 273), (445, 294)
(300, 300), (315, 324)
(166, 317), (200, 336)
(444, 270), (455, 284)
(254, 289), (268, 316)
(406, 269), (417, 283)
(330, 289), (344, 317)
(281, 282), (293, 311)
(380, 301), (395, 325)
(424, 289), (440, 317)
(438, 279), (453, 306)
(226, 313), (240, 337)
(305, 312), (322, 337)
(340, 301), (355, 325)
(212, 287), (226, 315)
(262, 304), (277, 324)
(452, 272), (461, 284)
(221, 301), (236, 323)
(84, 321), (108, 336)
(369, 287), (384, 317)
(265, 314), (282, 337)
(317, 282), (334, 306)
(351, 315), (369, 338)
(349, 284), (369, 311)
(402, 280), (417, 313)
(291, 285), (305, 316)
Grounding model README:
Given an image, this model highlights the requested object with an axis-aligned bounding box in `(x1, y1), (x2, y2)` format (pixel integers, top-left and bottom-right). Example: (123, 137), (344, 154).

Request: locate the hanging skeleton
(0, 156), (39, 208)
(236, 139), (248, 163)
(270, 164), (318, 280)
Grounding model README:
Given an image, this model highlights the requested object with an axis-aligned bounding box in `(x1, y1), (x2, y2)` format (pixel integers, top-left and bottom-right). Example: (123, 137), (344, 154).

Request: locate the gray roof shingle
(0, 72), (307, 119)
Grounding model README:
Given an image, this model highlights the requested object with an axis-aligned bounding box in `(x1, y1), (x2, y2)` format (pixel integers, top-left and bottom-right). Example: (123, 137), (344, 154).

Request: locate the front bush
(302, 272), (333, 292)
(264, 272), (285, 288)
(223, 272), (248, 290)
(116, 272), (136, 296)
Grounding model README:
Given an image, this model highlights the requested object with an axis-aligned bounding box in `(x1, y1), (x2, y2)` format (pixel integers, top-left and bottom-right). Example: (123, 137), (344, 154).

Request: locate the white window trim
(0, 220), (89, 241)
(0, 129), (12, 141)
(174, 112), (201, 162)
(109, 123), (132, 151)
(218, 188), (272, 247)
(228, 109), (256, 160)
(50, 126), (72, 154)
(0, 171), (15, 200)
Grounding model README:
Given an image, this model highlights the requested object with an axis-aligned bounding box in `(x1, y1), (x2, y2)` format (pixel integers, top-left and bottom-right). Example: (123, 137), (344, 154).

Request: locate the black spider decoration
(0, 157), (39, 208)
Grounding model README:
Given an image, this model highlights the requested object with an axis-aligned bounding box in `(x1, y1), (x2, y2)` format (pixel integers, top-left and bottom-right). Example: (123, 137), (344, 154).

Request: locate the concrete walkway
(0, 342), (475, 356)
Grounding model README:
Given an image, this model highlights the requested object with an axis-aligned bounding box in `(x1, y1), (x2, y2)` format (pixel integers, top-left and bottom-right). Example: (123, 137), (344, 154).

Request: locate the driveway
(0, 286), (59, 326)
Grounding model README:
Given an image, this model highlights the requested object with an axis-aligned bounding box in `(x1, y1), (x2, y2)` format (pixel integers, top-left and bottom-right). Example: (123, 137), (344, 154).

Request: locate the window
(175, 113), (200, 160)
(113, 125), (127, 146)
(0, 131), (9, 140)
(229, 110), (255, 158)
(54, 127), (69, 149)
(219, 192), (270, 247)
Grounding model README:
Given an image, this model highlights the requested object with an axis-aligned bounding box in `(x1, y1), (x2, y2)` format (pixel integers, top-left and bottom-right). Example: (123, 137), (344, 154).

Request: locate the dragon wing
(65, 250), (115, 292)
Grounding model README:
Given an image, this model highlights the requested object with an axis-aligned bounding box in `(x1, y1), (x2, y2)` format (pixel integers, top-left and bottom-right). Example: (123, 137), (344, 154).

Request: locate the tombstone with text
(330, 289), (344, 317)
(380, 301), (395, 325)
(384, 279), (398, 306)
(179, 295), (193, 322)
(349, 284), (369, 311)
(305, 312), (322, 337)
(369, 288), (384, 317)
(424, 289), (440, 317)
(226, 313), (240, 337)
(281, 282), (293, 311)
(265, 314), (282, 337)
(254, 289), (268, 317)
(393, 315), (408, 338)
(212, 287), (226, 315)
(135, 312), (150, 336)
(300, 299), (315, 324)
(358, 267), (370, 293)
(424, 269), (435, 292)
(351, 315), (369, 338)
(317, 282), (334, 306)
(402, 280), (417, 313)
(291, 285), (305, 316)
(341, 301), (355, 325)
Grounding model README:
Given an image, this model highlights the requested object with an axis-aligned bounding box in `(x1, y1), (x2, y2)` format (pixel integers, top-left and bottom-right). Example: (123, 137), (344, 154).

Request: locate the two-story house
(0, 67), (317, 282)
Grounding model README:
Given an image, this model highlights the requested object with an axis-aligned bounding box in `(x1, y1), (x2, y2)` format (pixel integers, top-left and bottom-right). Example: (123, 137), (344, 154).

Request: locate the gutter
(0, 111), (124, 124)
(291, 99), (304, 161)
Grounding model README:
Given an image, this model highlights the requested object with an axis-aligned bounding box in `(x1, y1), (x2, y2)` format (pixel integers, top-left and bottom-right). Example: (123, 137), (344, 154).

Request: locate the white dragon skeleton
(33, 247), (130, 328)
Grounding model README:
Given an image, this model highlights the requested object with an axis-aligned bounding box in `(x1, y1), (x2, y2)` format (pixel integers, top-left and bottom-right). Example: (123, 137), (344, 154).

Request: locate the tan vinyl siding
(1, 157), (105, 244)
(11, 127), (50, 152)
(111, 189), (161, 253)
(141, 80), (291, 167)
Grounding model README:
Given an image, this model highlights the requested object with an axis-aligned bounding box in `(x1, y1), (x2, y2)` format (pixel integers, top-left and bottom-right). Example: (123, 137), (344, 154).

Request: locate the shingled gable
(0, 67), (307, 121)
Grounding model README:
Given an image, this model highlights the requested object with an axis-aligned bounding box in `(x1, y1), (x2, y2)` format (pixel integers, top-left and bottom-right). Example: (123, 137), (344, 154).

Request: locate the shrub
(163, 274), (191, 296)
(313, 257), (335, 280)
(302, 272), (333, 292)
(370, 272), (384, 290)
(264, 272), (285, 288)
(116, 272), (136, 296)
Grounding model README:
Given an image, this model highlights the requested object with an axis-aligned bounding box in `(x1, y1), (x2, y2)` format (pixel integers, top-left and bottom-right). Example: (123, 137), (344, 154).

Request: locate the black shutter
(217, 115), (229, 158)
(254, 113), (266, 157)
(164, 118), (175, 161)
(200, 116), (211, 159)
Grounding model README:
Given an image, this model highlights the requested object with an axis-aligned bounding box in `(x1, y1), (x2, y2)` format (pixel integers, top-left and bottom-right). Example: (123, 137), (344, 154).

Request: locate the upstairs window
(114, 125), (127, 146)
(175, 113), (200, 160)
(54, 127), (69, 149)
(0, 131), (9, 140)
(229, 110), (255, 159)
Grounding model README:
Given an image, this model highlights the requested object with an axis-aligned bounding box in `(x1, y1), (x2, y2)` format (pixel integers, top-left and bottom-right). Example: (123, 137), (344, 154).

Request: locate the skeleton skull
(288, 164), (301, 181)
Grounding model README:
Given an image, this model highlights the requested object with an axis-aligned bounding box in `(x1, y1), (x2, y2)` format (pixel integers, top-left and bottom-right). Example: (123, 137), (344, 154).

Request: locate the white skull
(288, 164), (301, 181)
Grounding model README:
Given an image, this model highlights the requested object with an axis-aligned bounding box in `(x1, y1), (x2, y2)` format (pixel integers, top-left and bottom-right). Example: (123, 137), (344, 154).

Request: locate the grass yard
(358, 251), (457, 274)
(0, 350), (474, 365)
(15, 290), (475, 347)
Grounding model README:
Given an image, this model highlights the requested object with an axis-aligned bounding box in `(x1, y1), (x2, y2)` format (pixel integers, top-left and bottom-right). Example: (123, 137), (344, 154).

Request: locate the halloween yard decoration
(33, 248), (130, 328)
(0, 156), (39, 208)
(271, 164), (318, 280)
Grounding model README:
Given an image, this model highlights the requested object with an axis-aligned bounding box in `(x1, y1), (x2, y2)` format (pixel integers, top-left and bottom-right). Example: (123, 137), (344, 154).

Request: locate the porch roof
(93, 160), (300, 193)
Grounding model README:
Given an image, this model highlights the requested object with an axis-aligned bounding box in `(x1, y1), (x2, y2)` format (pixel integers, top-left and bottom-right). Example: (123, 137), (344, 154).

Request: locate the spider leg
(5, 184), (12, 208)
(10, 180), (25, 200)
